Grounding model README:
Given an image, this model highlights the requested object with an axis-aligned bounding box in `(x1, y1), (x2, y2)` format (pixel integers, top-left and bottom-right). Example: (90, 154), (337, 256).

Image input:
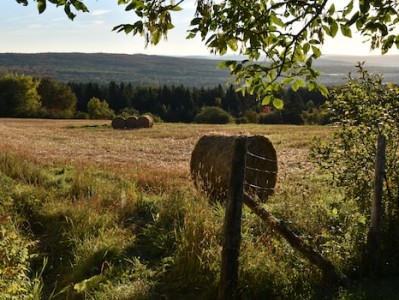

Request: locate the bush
(87, 97), (115, 120)
(301, 107), (328, 125)
(258, 111), (283, 124)
(311, 63), (399, 273)
(193, 106), (234, 124)
(75, 111), (90, 119)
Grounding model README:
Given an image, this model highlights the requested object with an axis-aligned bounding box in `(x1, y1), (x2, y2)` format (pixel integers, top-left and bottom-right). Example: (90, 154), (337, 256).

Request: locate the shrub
(311, 63), (399, 273)
(193, 106), (234, 124)
(301, 107), (328, 125)
(87, 97), (115, 120)
(258, 110), (283, 124)
(75, 111), (90, 119)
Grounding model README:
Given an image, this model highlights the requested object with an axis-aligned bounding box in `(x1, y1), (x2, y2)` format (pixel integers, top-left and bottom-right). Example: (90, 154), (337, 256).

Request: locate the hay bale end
(126, 116), (139, 129)
(137, 115), (154, 128)
(111, 116), (126, 130)
(190, 135), (277, 202)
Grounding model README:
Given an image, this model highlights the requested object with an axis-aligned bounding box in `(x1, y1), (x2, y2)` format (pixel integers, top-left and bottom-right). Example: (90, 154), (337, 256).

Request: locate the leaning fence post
(219, 136), (247, 300)
(367, 133), (386, 269)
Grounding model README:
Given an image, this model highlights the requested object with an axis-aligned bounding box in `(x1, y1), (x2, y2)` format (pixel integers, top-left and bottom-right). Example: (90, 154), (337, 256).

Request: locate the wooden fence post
(219, 137), (247, 300)
(367, 133), (386, 268)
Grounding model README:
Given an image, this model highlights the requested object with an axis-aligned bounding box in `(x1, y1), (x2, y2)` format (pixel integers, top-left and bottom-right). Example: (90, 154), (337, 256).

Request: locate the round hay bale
(137, 115), (154, 128)
(111, 116), (126, 130)
(126, 116), (139, 129)
(190, 135), (277, 202)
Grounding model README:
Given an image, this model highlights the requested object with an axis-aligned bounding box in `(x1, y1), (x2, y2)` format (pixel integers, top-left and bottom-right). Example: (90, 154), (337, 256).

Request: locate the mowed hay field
(5, 119), (399, 299)
(0, 118), (334, 191)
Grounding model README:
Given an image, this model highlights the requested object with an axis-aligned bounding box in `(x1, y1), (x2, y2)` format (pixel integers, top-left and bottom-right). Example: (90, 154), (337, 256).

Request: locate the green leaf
(217, 60), (236, 69)
(281, 77), (294, 85)
(70, 0), (89, 12)
(227, 39), (238, 51)
(273, 98), (284, 109)
(340, 24), (352, 38)
(16, 0), (28, 5)
(356, 18), (364, 31)
(322, 25), (331, 37)
(292, 78), (306, 92)
(64, 3), (76, 20)
(359, 0), (370, 14)
(311, 46), (321, 58)
(343, 0), (354, 16)
(330, 20), (338, 37)
(328, 3), (335, 15)
(316, 83), (329, 97)
(37, 0), (46, 14)
(261, 95), (272, 105)
(170, 5), (183, 11)
(358, 215), (367, 225)
(190, 17), (202, 26)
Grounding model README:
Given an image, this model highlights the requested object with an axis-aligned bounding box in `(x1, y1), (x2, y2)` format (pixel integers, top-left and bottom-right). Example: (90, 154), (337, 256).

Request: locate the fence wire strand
(246, 151), (277, 162)
(244, 145), (277, 195)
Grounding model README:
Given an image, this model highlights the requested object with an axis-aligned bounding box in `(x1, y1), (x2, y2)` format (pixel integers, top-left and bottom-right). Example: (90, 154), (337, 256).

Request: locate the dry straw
(137, 115), (154, 128)
(190, 134), (277, 202)
(111, 116), (126, 130)
(126, 116), (139, 129)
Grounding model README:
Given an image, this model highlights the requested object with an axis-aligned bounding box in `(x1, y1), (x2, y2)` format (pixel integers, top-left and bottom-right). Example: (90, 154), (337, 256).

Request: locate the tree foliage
(15, 0), (399, 107)
(311, 64), (399, 271)
(193, 106), (234, 124)
(38, 77), (77, 118)
(0, 73), (41, 117)
(87, 97), (115, 119)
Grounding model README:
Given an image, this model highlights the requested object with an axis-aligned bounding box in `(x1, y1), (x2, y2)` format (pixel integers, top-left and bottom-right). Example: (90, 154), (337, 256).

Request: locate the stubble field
(0, 118), (334, 190)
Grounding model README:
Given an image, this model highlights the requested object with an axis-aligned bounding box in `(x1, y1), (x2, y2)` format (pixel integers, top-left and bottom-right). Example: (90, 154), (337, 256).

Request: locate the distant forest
(0, 72), (327, 124)
(1, 52), (399, 124)
(68, 81), (328, 124)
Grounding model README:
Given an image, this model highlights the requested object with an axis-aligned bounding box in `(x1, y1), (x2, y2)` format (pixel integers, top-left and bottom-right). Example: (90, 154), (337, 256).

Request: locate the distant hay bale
(111, 116), (126, 129)
(137, 115), (154, 128)
(190, 135), (277, 202)
(126, 116), (139, 129)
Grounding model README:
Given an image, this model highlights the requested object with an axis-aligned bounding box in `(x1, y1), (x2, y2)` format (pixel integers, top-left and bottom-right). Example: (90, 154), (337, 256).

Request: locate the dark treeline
(0, 72), (328, 124)
(67, 81), (328, 124)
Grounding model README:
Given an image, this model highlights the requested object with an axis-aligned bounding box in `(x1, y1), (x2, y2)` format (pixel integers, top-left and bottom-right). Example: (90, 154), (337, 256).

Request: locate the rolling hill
(0, 52), (398, 87)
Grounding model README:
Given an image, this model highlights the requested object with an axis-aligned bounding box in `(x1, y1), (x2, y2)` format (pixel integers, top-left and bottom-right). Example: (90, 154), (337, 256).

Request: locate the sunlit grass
(1, 120), (398, 299)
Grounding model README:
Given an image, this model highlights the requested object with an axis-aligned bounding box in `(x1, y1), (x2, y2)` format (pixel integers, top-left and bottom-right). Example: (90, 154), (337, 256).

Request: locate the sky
(1, 0), (398, 57)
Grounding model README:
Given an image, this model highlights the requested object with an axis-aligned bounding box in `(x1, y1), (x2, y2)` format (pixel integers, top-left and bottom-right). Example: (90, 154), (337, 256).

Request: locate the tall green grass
(1, 150), (399, 299)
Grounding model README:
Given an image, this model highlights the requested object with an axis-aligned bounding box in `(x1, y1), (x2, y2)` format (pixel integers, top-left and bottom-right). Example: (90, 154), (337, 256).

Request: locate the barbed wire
(244, 181), (275, 191)
(246, 166), (277, 174)
(246, 151), (277, 163)
(244, 146), (277, 194)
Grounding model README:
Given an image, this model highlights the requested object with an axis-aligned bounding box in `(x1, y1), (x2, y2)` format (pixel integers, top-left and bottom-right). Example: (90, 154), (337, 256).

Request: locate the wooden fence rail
(218, 136), (346, 300)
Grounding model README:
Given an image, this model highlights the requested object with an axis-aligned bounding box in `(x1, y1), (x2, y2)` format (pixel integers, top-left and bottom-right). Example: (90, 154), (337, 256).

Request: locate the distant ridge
(0, 52), (230, 87)
(0, 52), (398, 86)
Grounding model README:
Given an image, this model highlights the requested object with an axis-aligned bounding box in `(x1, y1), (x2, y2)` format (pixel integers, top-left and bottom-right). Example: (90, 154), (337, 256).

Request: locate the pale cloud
(93, 20), (105, 26)
(91, 10), (111, 16)
(28, 24), (43, 29)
